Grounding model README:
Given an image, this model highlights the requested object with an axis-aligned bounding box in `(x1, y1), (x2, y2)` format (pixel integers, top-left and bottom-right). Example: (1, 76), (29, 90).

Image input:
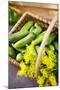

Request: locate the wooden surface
(9, 63), (38, 89)
(9, 1), (58, 19)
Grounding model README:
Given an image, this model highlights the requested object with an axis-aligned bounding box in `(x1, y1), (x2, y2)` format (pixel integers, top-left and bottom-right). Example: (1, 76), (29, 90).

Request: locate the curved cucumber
(32, 31), (46, 45)
(9, 21), (34, 43)
(32, 31), (56, 46)
(12, 23), (42, 50)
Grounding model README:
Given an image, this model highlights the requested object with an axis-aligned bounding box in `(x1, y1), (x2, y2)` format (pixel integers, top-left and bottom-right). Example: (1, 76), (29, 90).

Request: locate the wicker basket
(9, 12), (58, 70)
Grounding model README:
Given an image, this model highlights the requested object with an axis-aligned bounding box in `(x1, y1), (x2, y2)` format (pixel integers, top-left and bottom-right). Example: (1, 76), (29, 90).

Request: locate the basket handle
(35, 15), (57, 78)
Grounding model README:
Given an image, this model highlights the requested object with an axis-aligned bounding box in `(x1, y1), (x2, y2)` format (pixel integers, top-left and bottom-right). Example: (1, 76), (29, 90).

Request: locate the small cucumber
(8, 46), (16, 59)
(16, 53), (23, 62)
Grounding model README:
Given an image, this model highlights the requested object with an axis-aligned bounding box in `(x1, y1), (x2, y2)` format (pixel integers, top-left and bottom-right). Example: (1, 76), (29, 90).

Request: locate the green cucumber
(8, 46), (16, 59)
(16, 53), (23, 62)
(12, 23), (42, 50)
(46, 33), (57, 45)
(32, 31), (46, 45)
(35, 44), (55, 54)
(32, 31), (56, 46)
(9, 21), (34, 43)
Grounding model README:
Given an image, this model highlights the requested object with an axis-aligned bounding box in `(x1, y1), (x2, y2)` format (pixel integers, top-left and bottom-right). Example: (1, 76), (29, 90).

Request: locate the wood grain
(9, 1), (58, 19)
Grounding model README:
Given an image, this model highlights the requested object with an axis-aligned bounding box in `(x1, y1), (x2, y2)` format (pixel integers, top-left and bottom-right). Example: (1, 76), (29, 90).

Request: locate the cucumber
(16, 53), (23, 62)
(32, 31), (46, 45)
(35, 44), (55, 54)
(46, 33), (57, 45)
(8, 46), (16, 59)
(9, 21), (34, 43)
(35, 45), (40, 53)
(12, 23), (42, 50)
(32, 31), (56, 46)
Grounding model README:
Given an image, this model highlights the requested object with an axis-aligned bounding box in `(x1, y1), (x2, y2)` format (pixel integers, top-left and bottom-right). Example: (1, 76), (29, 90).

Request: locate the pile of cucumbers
(9, 20), (58, 61)
(9, 20), (42, 58)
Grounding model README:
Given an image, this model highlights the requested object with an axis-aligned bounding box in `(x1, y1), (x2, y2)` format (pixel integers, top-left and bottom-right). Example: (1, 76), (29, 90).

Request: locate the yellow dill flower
(49, 74), (57, 86)
(24, 44), (37, 64)
(27, 64), (35, 79)
(41, 53), (55, 69)
(40, 68), (48, 78)
(17, 61), (27, 76)
(48, 50), (57, 61)
(37, 76), (45, 86)
(19, 61), (26, 70)
(17, 70), (26, 76)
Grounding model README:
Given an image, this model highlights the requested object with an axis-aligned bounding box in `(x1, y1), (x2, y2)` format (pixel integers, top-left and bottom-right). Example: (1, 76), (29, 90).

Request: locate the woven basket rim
(9, 12), (58, 34)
